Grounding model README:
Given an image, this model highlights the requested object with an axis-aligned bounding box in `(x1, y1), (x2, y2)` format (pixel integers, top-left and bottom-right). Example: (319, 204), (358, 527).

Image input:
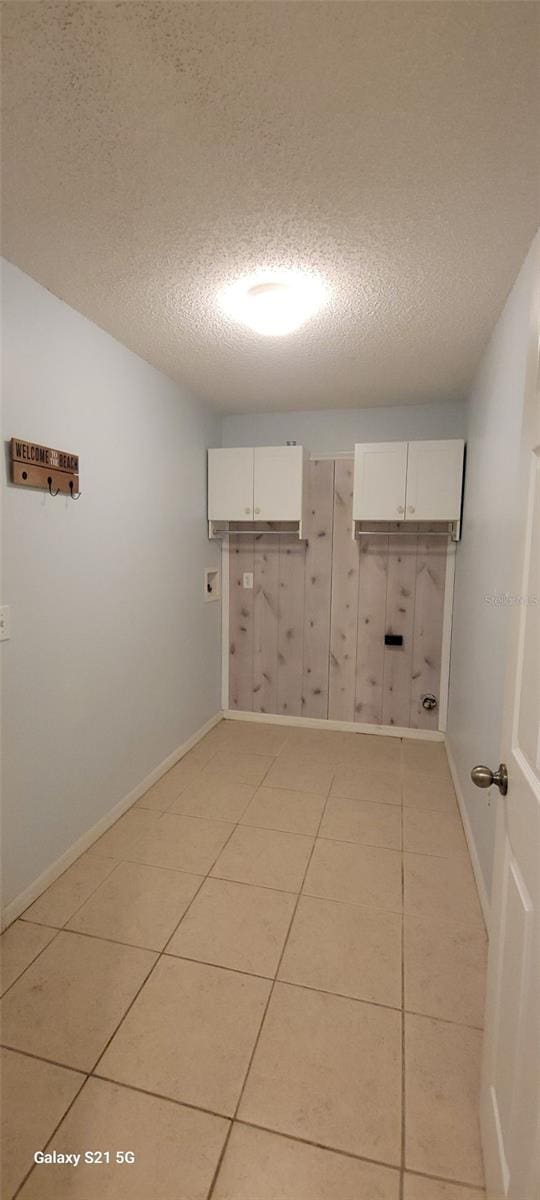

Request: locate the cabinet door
(253, 446), (304, 520)
(208, 448), (254, 519)
(353, 442), (408, 520)
(405, 440), (464, 521)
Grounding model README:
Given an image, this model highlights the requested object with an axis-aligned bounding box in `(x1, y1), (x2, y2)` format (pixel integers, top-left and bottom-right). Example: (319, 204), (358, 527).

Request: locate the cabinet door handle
(244, 507), (251, 515)
(397, 505), (405, 514)
(408, 505), (415, 513)
(254, 507), (261, 515)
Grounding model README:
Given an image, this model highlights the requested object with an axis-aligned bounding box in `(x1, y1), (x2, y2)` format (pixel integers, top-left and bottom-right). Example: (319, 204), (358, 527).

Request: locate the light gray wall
(1, 261), (221, 910)
(447, 234), (539, 906)
(221, 399), (466, 454)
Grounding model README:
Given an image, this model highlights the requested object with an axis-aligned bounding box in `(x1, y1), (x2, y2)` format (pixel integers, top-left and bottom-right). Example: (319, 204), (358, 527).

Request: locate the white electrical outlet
(204, 568), (221, 602)
(243, 572), (254, 590)
(0, 605), (11, 642)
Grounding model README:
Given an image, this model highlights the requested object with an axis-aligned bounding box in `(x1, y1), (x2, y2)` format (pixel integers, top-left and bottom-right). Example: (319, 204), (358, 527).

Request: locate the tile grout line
(232, 1118), (486, 1194)
(8, 857), (122, 965)
(1, 899), (487, 1044)
(0, 927), (63, 1002)
(7, 1056), (484, 1198)
(1, 1043), (93, 1076)
(85, 740), (284, 1094)
(4, 755), (483, 1022)
(13, 855), (118, 933)
(207, 736), (468, 1193)
(11, 1070), (90, 1200)
(18, 872), (483, 934)
(88, 819), (245, 1079)
(7, 732), (223, 937)
(3, 729), (483, 1197)
(3, 781), (481, 1009)
(9, 797), (246, 1200)
(206, 760), (337, 1200)
(4, 859), (132, 983)
(13, 828), (472, 907)
(0, 961), (486, 1057)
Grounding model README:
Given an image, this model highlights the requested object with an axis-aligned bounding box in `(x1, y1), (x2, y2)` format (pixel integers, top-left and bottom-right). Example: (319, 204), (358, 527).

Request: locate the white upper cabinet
(208, 445), (305, 525)
(405, 439), (464, 521)
(208, 447), (254, 519)
(353, 438), (464, 525)
(253, 445), (304, 520)
(353, 442), (408, 520)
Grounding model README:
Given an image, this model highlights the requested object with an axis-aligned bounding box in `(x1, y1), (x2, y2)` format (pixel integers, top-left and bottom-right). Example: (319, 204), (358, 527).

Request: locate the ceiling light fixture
(218, 270), (327, 336)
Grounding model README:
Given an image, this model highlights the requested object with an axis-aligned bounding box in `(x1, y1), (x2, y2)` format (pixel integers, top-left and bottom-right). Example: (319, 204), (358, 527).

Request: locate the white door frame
(480, 238), (540, 1200)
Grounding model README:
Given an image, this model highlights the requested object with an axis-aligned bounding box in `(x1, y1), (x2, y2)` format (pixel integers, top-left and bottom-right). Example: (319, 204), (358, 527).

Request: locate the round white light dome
(218, 270), (327, 336)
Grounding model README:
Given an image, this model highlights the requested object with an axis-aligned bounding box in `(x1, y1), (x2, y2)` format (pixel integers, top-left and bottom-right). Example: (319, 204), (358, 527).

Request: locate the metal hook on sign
(69, 480), (82, 500)
(48, 476), (60, 497)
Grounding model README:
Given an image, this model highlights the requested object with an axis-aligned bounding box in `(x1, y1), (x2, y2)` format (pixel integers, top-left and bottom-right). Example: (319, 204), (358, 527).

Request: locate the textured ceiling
(2, 2), (539, 413)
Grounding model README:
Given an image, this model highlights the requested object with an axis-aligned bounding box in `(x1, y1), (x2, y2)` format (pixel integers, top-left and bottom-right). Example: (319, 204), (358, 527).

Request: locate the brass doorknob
(471, 763), (508, 796)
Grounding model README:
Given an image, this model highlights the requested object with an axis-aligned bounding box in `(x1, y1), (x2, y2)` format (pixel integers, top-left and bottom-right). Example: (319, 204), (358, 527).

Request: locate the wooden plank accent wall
(253, 533), (279, 713)
(229, 536), (254, 710)
(354, 533), (388, 724)
(277, 536), (305, 716)
(409, 530), (447, 730)
(302, 459), (334, 719)
(228, 458), (448, 729)
(381, 529), (418, 727)
(328, 460), (360, 722)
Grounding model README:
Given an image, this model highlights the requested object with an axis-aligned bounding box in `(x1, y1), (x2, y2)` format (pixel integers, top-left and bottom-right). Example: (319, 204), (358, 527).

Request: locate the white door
(353, 441), (408, 521)
(208, 448), (254, 520)
(478, 282), (540, 1199)
(405, 439), (464, 521)
(253, 445), (303, 520)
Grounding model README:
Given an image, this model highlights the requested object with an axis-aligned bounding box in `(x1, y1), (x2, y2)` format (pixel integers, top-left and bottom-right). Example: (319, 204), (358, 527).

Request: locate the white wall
(1, 261), (221, 911)
(447, 234), (539, 907)
(222, 399), (466, 455)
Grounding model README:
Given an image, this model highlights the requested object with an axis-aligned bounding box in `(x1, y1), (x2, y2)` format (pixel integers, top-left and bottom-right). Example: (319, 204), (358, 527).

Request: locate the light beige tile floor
(402, 770), (457, 812)
(1, 719), (487, 1198)
(212, 1123), (400, 1200)
(0, 1048), (84, 1199)
(403, 807), (468, 857)
(0, 921), (57, 995)
(128, 812), (234, 873)
(0, 931), (157, 1071)
(169, 776), (256, 822)
(97, 956), (271, 1115)
(331, 763), (402, 803)
(210, 823), (313, 892)
(17, 1077), (229, 1200)
(303, 837), (402, 910)
(405, 1013), (485, 1186)
(320, 794), (402, 848)
(239, 785), (325, 835)
(167, 877), (296, 977)
(67, 861), (203, 950)
(278, 895), (402, 1007)
(403, 1175), (485, 1200)
(22, 854), (117, 926)
(404, 914), (487, 1027)
(238, 981), (402, 1163)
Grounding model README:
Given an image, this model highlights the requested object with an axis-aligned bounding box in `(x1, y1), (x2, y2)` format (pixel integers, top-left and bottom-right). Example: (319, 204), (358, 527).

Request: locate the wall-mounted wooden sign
(10, 438), (80, 497)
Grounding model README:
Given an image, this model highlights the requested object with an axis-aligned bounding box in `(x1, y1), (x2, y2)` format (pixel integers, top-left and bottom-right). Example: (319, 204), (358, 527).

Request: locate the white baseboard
(1, 712), (222, 931)
(222, 709), (444, 741)
(445, 738), (490, 932)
